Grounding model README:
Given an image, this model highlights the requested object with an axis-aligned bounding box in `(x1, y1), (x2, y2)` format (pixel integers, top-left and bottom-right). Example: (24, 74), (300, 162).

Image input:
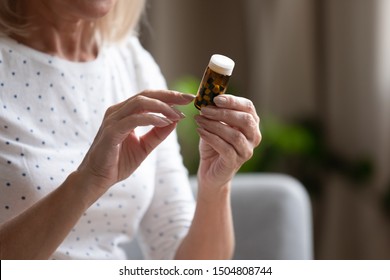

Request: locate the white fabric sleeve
(127, 36), (196, 259)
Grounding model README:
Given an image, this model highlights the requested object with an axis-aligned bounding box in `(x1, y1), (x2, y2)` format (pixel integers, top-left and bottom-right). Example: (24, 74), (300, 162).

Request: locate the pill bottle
(194, 54), (235, 110)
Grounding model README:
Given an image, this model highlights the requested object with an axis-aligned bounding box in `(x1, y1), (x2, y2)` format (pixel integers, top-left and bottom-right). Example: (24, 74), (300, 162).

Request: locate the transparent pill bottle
(194, 54), (235, 110)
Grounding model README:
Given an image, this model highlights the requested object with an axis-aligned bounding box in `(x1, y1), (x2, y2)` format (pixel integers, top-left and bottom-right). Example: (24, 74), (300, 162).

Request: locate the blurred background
(138, 0), (390, 259)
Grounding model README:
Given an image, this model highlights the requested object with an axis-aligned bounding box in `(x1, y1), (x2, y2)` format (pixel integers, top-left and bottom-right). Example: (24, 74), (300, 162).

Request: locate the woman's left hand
(194, 94), (262, 188)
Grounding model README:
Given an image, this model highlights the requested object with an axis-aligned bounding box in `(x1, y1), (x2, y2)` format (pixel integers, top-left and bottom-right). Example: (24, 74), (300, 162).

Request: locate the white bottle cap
(208, 54), (235, 76)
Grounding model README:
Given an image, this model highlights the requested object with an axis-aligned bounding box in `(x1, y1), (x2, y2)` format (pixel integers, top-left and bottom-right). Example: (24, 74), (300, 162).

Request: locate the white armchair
(224, 173), (313, 259)
(123, 173), (313, 260)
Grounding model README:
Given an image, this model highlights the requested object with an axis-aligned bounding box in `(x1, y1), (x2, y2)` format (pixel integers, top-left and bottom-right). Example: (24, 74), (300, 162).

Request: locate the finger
(137, 123), (177, 155)
(102, 113), (176, 146)
(195, 115), (254, 160)
(200, 106), (260, 144)
(104, 90), (193, 121)
(141, 89), (195, 105)
(197, 127), (239, 164)
(214, 94), (259, 122)
(109, 95), (186, 122)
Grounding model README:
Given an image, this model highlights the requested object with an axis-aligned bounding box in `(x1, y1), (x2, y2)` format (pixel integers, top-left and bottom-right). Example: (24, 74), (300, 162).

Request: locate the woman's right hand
(77, 90), (194, 195)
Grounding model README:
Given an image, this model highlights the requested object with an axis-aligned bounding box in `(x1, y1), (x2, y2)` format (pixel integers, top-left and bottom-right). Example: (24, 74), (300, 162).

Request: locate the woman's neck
(11, 2), (98, 62)
(12, 25), (98, 62)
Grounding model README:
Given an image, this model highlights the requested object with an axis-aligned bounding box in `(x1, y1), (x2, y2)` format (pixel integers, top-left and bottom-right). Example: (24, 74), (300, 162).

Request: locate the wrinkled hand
(195, 94), (261, 188)
(78, 90), (194, 192)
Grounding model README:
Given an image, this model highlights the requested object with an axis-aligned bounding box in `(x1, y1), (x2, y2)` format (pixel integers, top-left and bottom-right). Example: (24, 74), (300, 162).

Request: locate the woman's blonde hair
(0, 0), (146, 43)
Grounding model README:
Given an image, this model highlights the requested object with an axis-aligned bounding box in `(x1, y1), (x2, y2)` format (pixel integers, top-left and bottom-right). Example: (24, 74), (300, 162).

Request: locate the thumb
(137, 123), (177, 155)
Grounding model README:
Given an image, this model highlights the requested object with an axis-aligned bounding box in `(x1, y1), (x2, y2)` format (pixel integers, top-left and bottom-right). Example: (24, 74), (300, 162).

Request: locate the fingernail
(181, 93), (196, 101)
(163, 118), (174, 124)
(194, 115), (206, 127)
(159, 117), (174, 126)
(214, 95), (227, 106)
(196, 127), (209, 136)
(200, 106), (216, 116)
(172, 107), (186, 119)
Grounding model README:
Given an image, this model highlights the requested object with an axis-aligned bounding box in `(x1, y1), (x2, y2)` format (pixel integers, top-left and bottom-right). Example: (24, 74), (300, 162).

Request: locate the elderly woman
(0, 0), (261, 259)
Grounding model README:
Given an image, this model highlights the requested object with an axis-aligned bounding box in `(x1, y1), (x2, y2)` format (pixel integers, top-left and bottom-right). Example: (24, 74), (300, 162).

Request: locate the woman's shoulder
(0, 35), (17, 60)
(124, 36), (157, 68)
(0, 34), (13, 47)
(121, 35), (167, 90)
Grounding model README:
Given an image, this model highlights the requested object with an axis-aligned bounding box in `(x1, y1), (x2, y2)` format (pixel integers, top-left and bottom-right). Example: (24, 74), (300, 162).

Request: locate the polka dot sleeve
(137, 130), (196, 260)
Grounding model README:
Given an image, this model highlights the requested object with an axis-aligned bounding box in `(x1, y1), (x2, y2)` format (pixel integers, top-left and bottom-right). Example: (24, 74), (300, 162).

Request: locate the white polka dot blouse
(0, 35), (195, 260)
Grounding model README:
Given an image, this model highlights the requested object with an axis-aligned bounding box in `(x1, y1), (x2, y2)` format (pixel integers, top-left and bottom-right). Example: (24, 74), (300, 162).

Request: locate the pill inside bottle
(194, 54), (235, 110)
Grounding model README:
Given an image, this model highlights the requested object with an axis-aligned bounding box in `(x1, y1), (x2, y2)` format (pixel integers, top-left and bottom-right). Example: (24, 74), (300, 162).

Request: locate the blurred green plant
(171, 76), (374, 196)
(171, 76), (201, 174)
